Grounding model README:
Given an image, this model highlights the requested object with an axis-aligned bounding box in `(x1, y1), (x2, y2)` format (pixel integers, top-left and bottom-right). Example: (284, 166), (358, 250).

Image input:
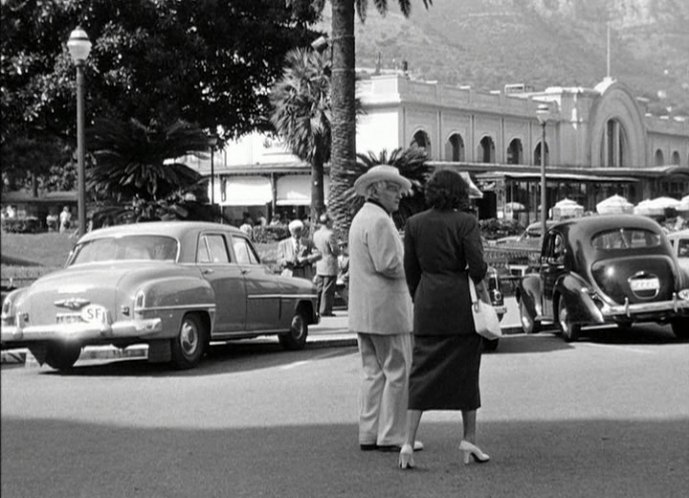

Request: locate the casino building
(187, 72), (689, 225)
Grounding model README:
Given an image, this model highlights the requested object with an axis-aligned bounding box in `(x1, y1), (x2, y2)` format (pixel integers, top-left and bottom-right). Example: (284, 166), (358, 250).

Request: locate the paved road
(2, 321), (687, 497)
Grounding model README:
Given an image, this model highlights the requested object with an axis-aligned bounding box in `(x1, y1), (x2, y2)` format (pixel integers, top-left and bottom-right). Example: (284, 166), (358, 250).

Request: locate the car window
(678, 239), (689, 258)
(232, 237), (260, 265)
(71, 236), (178, 264)
(591, 228), (661, 250)
(197, 234), (230, 264)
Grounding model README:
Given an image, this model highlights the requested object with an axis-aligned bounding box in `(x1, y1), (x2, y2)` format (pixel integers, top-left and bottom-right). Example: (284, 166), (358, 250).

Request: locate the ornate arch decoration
(477, 135), (496, 163)
(411, 128), (432, 158)
(588, 80), (646, 168)
(444, 132), (465, 161)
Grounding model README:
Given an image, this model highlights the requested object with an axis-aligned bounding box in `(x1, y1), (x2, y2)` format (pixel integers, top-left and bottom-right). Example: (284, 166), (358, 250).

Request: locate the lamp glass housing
(68, 27), (92, 63)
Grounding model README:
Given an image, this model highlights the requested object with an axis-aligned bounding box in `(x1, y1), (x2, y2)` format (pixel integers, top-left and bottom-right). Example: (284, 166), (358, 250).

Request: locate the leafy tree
(339, 147), (433, 232)
(270, 47), (332, 224)
(1, 0), (322, 191)
(324, 0), (432, 233)
(87, 117), (207, 202)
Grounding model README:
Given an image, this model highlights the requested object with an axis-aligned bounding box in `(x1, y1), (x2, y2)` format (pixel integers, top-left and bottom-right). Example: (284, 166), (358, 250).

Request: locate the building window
(600, 118), (629, 167)
(411, 130), (431, 158)
(479, 136), (495, 163)
(655, 149), (664, 166)
(671, 151), (680, 165)
(534, 141), (549, 166)
(507, 139), (523, 165)
(445, 133), (465, 161)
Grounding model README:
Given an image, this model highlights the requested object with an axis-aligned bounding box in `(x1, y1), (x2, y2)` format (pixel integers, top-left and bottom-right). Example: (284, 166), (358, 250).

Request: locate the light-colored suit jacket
(313, 226), (340, 276)
(277, 236), (319, 280)
(348, 202), (413, 335)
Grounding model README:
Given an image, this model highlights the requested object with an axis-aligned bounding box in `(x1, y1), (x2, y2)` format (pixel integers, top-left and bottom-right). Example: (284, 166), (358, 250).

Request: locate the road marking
(580, 343), (653, 354)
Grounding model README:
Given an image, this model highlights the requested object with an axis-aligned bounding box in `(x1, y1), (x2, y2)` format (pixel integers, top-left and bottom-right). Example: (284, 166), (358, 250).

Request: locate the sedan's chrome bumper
(601, 294), (689, 319)
(1, 317), (162, 344)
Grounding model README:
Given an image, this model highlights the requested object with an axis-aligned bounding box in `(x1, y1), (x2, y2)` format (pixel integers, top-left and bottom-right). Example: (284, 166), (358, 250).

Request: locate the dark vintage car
(516, 215), (689, 341)
(1, 222), (319, 370)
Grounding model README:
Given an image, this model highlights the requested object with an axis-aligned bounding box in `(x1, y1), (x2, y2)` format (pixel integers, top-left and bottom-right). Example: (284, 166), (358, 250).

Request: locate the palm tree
(340, 146), (433, 232)
(87, 118), (208, 202)
(270, 48), (332, 224)
(327, 0), (432, 233)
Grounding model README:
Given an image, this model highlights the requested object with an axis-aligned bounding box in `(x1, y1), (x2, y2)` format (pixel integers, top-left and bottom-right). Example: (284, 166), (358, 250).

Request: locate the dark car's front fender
(554, 273), (605, 325)
(517, 275), (543, 318)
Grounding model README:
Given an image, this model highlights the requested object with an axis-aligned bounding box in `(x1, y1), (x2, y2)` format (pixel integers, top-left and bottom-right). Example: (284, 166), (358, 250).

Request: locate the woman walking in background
(399, 169), (490, 469)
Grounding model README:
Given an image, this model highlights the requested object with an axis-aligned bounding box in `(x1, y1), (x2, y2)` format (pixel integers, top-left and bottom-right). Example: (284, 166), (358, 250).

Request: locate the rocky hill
(319, 0), (689, 114)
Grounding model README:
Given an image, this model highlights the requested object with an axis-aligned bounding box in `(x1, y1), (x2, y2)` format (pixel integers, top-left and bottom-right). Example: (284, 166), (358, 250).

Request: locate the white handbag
(468, 277), (503, 340)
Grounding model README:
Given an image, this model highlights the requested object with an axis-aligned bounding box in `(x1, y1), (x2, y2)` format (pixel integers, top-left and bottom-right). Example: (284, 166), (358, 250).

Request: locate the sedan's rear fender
(516, 275), (542, 318)
(555, 273), (604, 324)
(128, 277), (215, 337)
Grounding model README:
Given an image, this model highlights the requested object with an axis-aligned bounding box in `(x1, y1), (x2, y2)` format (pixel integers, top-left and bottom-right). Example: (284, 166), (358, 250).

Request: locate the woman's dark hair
(425, 169), (471, 211)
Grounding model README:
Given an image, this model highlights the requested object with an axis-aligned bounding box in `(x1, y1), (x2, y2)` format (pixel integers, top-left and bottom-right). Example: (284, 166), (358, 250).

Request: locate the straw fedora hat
(354, 165), (412, 196)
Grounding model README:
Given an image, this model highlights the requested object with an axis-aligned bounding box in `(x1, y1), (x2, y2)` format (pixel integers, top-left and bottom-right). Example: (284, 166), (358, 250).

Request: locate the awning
(276, 175), (330, 206)
(218, 176), (272, 206)
(476, 171), (640, 183)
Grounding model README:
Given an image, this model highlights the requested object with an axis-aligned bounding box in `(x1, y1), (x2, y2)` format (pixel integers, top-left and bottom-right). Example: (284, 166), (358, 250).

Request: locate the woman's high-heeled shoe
(459, 440), (490, 464)
(398, 444), (415, 469)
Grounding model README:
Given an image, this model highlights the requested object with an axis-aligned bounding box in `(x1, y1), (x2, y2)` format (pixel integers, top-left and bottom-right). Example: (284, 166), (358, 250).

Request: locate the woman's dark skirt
(408, 334), (482, 411)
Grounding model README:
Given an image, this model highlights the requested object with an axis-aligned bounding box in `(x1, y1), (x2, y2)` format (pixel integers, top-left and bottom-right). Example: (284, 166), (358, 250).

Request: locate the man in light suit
(313, 213), (340, 316)
(349, 165), (423, 453)
(277, 219), (320, 280)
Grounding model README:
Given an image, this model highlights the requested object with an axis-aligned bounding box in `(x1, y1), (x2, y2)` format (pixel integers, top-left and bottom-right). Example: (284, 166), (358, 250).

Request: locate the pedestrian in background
(313, 213), (340, 317)
(398, 169), (490, 469)
(348, 165), (423, 453)
(239, 212), (254, 240)
(59, 206), (72, 233)
(277, 219), (320, 280)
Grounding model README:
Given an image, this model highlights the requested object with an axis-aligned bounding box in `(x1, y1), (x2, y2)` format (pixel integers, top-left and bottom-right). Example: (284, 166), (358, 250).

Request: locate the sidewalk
(1, 297), (522, 366)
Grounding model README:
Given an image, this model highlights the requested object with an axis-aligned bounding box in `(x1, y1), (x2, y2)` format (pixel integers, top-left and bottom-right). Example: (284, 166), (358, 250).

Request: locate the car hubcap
(180, 320), (199, 356)
(291, 315), (305, 340)
(559, 306), (571, 336)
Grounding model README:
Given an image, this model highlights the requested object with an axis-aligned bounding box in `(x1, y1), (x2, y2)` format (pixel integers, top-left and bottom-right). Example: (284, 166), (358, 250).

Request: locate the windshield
(69, 235), (178, 264)
(591, 228), (661, 250)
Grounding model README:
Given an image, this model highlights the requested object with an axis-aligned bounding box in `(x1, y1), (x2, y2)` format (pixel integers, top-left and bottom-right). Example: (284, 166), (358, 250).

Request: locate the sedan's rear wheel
(44, 342), (82, 371)
(171, 313), (207, 370)
(519, 298), (540, 334)
(482, 337), (499, 351)
(558, 304), (580, 342)
(279, 310), (308, 350)
(670, 318), (689, 340)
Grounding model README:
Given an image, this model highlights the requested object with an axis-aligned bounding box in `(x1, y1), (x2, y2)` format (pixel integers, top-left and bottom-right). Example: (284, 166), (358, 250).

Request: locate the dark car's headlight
(679, 289), (689, 301)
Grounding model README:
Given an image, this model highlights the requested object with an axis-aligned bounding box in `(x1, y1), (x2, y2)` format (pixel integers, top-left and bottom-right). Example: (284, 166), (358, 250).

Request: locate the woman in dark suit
(398, 169), (490, 469)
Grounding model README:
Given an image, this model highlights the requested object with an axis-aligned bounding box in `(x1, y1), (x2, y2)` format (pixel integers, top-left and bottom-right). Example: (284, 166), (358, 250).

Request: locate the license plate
(81, 304), (109, 324)
(56, 313), (83, 324)
(630, 278), (659, 291)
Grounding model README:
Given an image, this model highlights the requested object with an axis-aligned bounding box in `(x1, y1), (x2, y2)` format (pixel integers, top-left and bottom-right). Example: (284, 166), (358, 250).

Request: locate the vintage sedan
(1, 222), (319, 370)
(667, 229), (689, 283)
(516, 215), (689, 341)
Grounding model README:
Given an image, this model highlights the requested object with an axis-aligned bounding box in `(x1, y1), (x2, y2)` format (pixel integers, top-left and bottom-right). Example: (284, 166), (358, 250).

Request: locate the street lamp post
(68, 27), (92, 236)
(536, 103), (551, 239)
(208, 134), (218, 207)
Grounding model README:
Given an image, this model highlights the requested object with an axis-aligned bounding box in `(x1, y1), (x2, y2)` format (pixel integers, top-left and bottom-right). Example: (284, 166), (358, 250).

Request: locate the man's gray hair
(364, 180), (388, 200)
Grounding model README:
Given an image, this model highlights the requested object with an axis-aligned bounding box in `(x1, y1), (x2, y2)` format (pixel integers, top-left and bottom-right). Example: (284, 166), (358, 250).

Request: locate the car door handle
(202, 268), (214, 275)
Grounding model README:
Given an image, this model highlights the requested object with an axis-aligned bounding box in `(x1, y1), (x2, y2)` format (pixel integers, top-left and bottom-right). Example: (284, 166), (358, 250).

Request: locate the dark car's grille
(591, 256), (675, 305)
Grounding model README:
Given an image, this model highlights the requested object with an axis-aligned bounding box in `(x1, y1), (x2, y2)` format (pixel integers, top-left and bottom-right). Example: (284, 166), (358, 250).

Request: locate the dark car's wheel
(44, 342), (82, 371)
(279, 310), (308, 350)
(670, 318), (689, 340)
(482, 337), (499, 351)
(557, 304), (580, 342)
(171, 313), (207, 370)
(519, 298), (540, 334)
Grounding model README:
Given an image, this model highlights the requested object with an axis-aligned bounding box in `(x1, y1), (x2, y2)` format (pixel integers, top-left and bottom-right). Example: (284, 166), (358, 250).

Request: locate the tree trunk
(310, 153), (325, 226)
(329, 0), (356, 238)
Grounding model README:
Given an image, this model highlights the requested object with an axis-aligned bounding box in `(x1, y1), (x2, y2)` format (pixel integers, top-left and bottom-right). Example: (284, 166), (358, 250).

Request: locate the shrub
(1, 217), (42, 233)
(252, 225), (290, 244)
(479, 218), (523, 240)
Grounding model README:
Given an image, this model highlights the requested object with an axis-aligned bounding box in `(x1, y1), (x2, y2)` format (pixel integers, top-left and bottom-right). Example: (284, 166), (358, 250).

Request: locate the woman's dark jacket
(404, 208), (488, 335)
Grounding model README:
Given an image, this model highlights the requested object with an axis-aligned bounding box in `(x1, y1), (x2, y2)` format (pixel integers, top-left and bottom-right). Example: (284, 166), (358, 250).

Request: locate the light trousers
(357, 332), (412, 446)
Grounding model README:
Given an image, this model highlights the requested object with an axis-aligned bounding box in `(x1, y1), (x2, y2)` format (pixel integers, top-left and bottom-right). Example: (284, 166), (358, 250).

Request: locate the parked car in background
(494, 220), (557, 247)
(667, 229), (689, 284)
(516, 215), (689, 341)
(1, 222), (319, 371)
